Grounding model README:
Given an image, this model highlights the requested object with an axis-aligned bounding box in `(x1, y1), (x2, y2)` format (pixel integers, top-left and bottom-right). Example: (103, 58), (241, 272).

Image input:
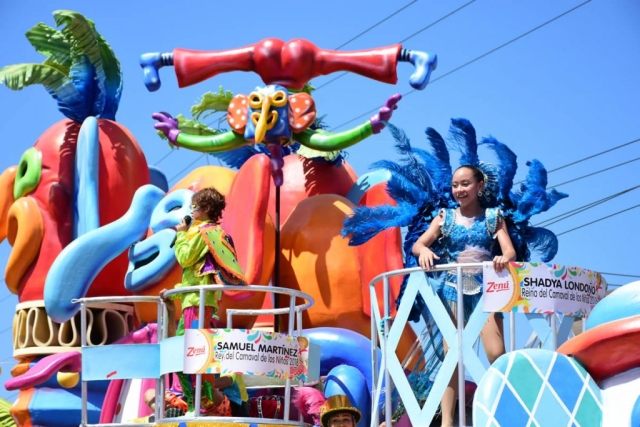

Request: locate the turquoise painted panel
(83, 344), (159, 381)
(160, 335), (185, 375)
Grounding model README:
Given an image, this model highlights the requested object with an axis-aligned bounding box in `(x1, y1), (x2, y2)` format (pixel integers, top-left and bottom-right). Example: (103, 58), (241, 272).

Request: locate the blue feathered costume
(341, 119), (567, 417)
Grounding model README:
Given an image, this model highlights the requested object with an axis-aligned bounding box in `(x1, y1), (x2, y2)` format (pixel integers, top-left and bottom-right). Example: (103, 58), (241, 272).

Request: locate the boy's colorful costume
(216, 373), (250, 416)
(171, 219), (245, 414)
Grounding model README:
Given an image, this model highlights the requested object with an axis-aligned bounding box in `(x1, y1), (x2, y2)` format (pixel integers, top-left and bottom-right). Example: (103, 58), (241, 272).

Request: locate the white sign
(183, 328), (308, 381)
(482, 262), (607, 317)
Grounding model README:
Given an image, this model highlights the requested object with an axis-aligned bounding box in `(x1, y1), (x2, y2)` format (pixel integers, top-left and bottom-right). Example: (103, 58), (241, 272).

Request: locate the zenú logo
(486, 281), (510, 293)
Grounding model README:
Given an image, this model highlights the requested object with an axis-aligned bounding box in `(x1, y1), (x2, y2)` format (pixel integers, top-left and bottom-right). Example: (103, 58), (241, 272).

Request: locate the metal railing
(368, 263), (573, 427)
(73, 284), (314, 426)
(73, 295), (162, 427)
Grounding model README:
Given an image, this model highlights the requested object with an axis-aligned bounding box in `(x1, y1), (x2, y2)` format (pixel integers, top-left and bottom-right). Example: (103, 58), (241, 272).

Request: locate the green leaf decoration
(0, 63), (88, 121)
(25, 23), (71, 69)
(92, 24), (122, 120)
(0, 397), (16, 427)
(190, 86), (235, 121)
(287, 81), (315, 95)
(53, 10), (106, 116)
(43, 57), (70, 76)
(296, 144), (341, 162)
(0, 10), (123, 122)
(0, 63), (67, 90)
(156, 114), (220, 148)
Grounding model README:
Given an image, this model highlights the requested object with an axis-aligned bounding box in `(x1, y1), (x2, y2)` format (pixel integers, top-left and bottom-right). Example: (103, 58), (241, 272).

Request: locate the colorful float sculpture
(0, 10), (437, 427)
(0, 11), (150, 426)
(1, 8), (632, 427)
(141, 37), (440, 360)
(473, 282), (640, 427)
(145, 38), (437, 185)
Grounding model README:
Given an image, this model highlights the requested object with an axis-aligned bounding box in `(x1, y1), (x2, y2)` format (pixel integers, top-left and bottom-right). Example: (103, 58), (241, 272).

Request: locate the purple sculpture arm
(153, 112), (181, 145)
(371, 93), (402, 134)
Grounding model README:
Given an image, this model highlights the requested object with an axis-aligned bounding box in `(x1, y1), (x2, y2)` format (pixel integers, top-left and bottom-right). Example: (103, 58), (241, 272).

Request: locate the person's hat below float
(320, 395), (362, 427)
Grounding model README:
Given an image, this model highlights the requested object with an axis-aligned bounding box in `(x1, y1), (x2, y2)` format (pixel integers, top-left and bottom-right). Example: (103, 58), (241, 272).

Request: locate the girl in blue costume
(412, 164), (516, 426)
(342, 119), (567, 427)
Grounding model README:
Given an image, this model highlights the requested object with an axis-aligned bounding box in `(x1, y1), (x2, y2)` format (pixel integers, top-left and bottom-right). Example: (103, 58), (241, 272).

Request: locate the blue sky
(0, 0), (638, 400)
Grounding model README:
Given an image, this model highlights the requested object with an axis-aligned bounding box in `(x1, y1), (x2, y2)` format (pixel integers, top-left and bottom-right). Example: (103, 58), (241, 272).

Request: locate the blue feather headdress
(342, 119), (568, 322)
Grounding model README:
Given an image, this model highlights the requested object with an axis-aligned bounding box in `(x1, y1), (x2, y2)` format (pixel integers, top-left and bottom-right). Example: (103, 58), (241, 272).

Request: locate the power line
(168, 153), (206, 184)
(398, 0), (476, 44)
(556, 202), (640, 236)
(514, 136), (640, 185)
(334, 0), (418, 50)
(329, 0), (593, 131)
(0, 293), (15, 303)
(601, 272), (640, 278)
(152, 149), (176, 167)
(548, 156), (640, 188)
(535, 184), (640, 228)
(315, 0), (476, 91)
(547, 137), (640, 175)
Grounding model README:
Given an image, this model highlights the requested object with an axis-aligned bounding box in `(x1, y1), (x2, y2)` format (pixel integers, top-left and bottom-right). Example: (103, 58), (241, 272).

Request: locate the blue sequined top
(439, 207), (503, 295)
(439, 207), (503, 262)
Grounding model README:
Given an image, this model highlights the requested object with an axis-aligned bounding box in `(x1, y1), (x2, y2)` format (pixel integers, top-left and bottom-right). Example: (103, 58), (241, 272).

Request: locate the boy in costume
(165, 187), (246, 416)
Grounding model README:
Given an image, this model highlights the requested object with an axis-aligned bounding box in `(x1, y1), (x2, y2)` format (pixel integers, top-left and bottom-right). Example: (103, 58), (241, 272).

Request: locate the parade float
(0, 9), (636, 427)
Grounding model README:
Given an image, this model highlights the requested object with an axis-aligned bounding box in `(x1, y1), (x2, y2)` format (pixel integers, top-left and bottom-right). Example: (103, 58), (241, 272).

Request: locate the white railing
(73, 284), (314, 427)
(74, 295), (161, 427)
(369, 263), (575, 427)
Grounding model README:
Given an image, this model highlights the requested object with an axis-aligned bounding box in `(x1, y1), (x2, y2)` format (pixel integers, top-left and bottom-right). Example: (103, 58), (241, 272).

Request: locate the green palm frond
(191, 86), (235, 121)
(2, 10), (124, 121)
(0, 63), (87, 121)
(43, 57), (70, 76)
(156, 114), (220, 148)
(288, 81), (315, 94)
(0, 397), (16, 427)
(53, 10), (105, 115)
(296, 144), (341, 162)
(0, 63), (67, 89)
(91, 22), (122, 119)
(25, 23), (71, 70)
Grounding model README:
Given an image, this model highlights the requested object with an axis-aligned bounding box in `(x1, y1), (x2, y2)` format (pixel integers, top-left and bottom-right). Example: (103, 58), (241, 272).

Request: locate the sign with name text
(482, 262), (607, 317)
(183, 328), (309, 382)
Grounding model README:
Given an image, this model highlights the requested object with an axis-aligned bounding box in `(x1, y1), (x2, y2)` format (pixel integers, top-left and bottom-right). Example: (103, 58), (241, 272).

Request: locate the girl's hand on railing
(418, 247), (440, 270)
(492, 255), (510, 273)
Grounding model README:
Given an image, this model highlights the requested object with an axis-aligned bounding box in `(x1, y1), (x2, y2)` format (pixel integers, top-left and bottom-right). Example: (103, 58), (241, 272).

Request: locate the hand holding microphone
(176, 215), (192, 232)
